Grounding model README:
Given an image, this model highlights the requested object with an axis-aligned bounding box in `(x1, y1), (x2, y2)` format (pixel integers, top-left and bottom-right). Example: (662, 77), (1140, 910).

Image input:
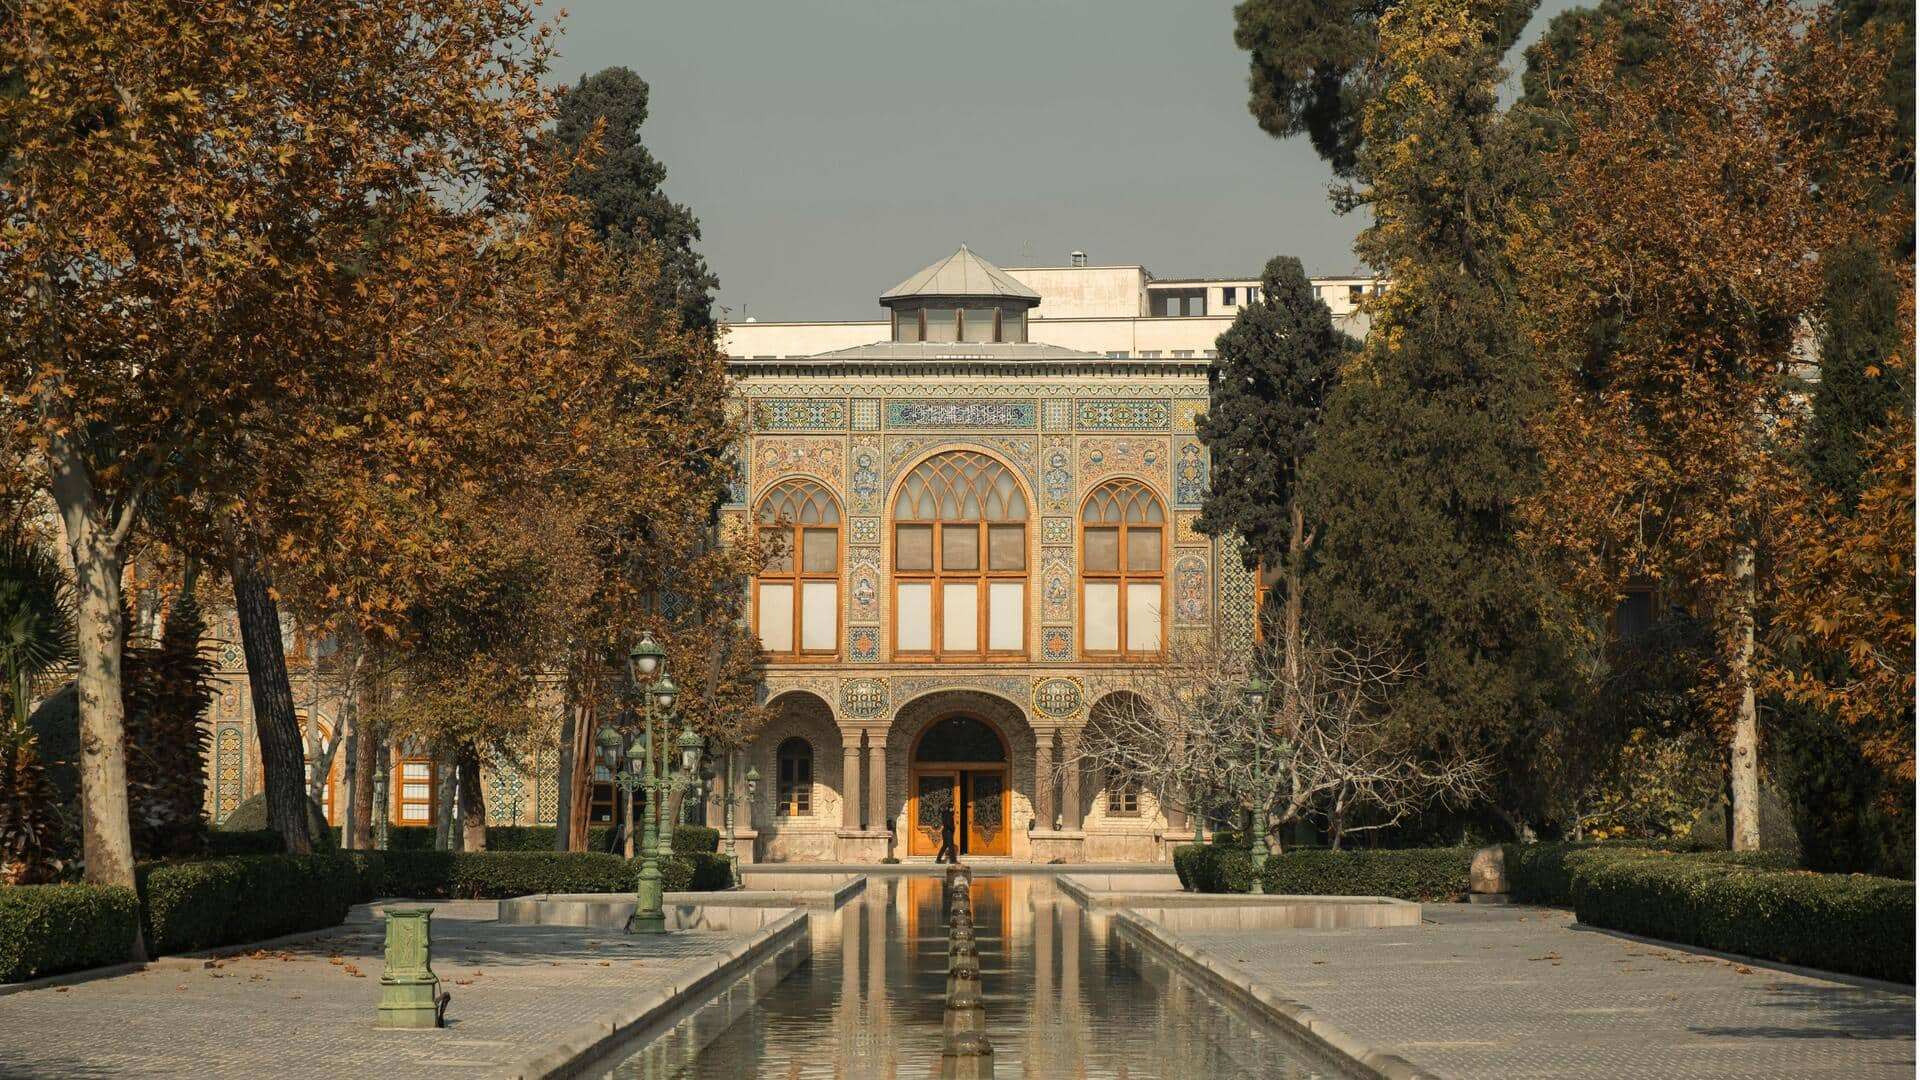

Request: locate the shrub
(216, 794), (334, 851)
(202, 830), (286, 858)
(138, 854), (357, 955)
(1260, 847), (1471, 901)
(362, 850), (735, 900)
(1503, 842), (1801, 906)
(0, 884), (139, 982)
(1177, 844), (1254, 893)
(1568, 848), (1914, 982)
(673, 825), (721, 854)
(1173, 844), (1201, 890)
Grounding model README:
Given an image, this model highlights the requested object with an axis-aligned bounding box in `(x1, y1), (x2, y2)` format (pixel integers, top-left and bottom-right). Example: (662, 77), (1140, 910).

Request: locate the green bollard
(377, 908), (448, 1029)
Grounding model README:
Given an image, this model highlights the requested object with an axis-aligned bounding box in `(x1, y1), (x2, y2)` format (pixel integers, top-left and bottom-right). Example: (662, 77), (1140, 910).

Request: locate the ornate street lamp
(598, 634), (678, 934)
(1242, 675), (1274, 895)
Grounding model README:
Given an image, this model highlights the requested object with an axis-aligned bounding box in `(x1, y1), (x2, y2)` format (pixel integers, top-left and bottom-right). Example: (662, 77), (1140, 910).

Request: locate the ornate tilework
(1079, 437), (1167, 488)
(756, 437), (844, 488)
(1041, 399), (1072, 431)
(214, 725), (243, 823)
(1174, 554), (1210, 626)
(851, 399), (882, 431)
(534, 750), (559, 825)
(719, 509), (749, 545)
(886, 401), (1036, 429)
(1041, 626), (1074, 661)
(840, 678), (889, 720)
(1214, 533), (1257, 661)
(1042, 549), (1074, 621)
(1041, 516), (1072, 545)
(1174, 440), (1207, 507)
(1174, 400), (1208, 433)
(486, 749), (527, 823)
(722, 446), (748, 507)
(848, 552), (881, 620)
(850, 517), (880, 544)
(1175, 511), (1206, 545)
(849, 437), (882, 514)
(1041, 439), (1073, 514)
(1077, 399), (1170, 430)
(849, 626), (880, 662)
(891, 675), (1031, 706)
(753, 399), (847, 430)
(885, 436), (1037, 485)
(1032, 677), (1084, 720)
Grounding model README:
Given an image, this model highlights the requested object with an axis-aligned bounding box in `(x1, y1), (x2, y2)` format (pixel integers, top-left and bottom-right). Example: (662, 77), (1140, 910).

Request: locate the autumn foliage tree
(1516, 0), (1901, 850)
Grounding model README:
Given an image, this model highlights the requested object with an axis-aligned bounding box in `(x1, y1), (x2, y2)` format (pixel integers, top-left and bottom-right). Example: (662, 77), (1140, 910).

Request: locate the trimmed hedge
(138, 854), (359, 955)
(1567, 848), (1914, 982)
(673, 825), (721, 854)
(1259, 847), (1472, 901)
(1504, 842), (1801, 906)
(0, 884), (140, 982)
(1173, 843), (1253, 893)
(202, 830), (288, 858)
(361, 849), (734, 900)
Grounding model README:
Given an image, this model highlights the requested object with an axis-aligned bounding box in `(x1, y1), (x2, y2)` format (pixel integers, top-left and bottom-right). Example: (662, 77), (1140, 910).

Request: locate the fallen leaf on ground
(175, 983), (188, 990)
(596, 961), (611, 967)
(1733, 965), (1753, 975)
(54, 988), (68, 993)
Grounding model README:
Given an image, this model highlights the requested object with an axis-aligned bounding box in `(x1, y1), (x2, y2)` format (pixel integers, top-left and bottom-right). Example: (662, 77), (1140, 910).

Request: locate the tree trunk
(230, 549), (312, 855)
(434, 761), (456, 849)
(338, 707), (357, 850)
(457, 747), (488, 852)
(1728, 542), (1761, 851)
(552, 694), (577, 851)
(1280, 484), (1307, 736)
(567, 698), (595, 851)
(48, 448), (140, 899)
(349, 725), (378, 849)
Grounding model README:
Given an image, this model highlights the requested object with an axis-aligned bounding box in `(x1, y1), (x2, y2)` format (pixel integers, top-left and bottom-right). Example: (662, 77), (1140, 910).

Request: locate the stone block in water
(942, 987), (986, 1037)
(940, 1030), (995, 1079)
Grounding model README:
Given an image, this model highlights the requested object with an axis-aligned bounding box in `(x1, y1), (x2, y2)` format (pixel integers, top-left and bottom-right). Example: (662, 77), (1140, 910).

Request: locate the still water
(599, 875), (1344, 1079)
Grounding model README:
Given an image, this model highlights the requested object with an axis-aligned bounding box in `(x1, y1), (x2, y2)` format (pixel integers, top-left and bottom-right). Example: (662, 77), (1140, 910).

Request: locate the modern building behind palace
(193, 245), (1379, 865)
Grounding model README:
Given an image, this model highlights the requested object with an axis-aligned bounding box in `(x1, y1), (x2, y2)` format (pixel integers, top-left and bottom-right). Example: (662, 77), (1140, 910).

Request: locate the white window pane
(1085, 527), (1118, 572)
(403, 763), (430, 780)
(943, 582), (978, 652)
(897, 582), (932, 651)
(1127, 583), (1162, 652)
(802, 529), (837, 572)
(801, 582), (837, 650)
(759, 583), (794, 652)
(402, 783), (431, 799)
(401, 804), (428, 822)
(988, 582), (1023, 651)
(1085, 582), (1119, 652)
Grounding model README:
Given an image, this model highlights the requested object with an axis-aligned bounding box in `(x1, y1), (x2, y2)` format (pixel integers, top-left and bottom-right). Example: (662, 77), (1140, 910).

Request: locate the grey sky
(546, 0), (1585, 322)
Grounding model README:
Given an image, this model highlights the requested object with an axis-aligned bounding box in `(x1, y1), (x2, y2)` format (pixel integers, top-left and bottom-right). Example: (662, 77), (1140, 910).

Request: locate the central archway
(908, 714), (1011, 857)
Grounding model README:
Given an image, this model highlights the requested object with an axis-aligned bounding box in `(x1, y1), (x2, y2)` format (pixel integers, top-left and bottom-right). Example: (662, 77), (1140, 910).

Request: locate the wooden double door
(909, 768), (1010, 858)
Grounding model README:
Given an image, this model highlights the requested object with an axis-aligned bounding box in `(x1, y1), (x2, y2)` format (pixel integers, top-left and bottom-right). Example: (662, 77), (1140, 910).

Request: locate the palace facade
(721, 247), (1371, 863)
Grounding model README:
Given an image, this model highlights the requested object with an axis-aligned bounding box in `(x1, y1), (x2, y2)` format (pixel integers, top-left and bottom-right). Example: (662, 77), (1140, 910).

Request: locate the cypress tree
(1195, 255), (1351, 722)
(1299, 1), (1570, 830)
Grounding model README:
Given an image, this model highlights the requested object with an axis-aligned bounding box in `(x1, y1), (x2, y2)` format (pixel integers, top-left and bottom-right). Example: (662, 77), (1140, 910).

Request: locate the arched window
(755, 479), (841, 658)
(892, 451), (1028, 658)
(1081, 479), (1165, 656)
(776, 737), (813, 817)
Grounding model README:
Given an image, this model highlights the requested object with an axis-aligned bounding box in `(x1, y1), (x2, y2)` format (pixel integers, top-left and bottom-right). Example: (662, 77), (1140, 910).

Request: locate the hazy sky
(546, 0), (1585, 322)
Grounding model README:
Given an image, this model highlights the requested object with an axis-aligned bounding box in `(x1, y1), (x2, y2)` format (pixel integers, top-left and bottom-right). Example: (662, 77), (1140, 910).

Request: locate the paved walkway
(1159, 903), (1915, 1079)
(0, 901), (762, 1079)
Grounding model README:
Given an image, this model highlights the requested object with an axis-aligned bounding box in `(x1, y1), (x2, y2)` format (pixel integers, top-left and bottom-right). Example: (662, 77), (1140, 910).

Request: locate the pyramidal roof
(879, 245), (1042, 305)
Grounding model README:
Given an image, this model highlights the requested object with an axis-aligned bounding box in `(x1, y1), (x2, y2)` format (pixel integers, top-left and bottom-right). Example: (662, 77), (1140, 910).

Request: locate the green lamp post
(598, 631), (677, 934)
(1242, 675), (1272, 895)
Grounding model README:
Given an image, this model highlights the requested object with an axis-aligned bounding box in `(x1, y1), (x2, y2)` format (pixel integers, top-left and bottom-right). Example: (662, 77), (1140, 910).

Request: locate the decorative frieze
(1076, 399), (1170, 431)
(1174, 440), (1207, 507)
(753, 398), (848, 431)
(1031, 677), (1085, 720)
(885, 400), (1037, 429)
(840, 678), (889, 720)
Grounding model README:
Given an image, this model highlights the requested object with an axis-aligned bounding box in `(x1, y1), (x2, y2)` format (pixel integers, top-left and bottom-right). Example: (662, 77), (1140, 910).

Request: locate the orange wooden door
(964, 770), (1010, 856)
(909, 770), (958, 856)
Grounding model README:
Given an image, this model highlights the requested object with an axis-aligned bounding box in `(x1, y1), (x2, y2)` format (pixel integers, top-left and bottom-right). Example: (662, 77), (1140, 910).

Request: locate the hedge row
(1565, 848), (1913, 983)
(138, 854), (362, 956)
(0, 884), (141, 983)
(1503, 842), (1800, 906)
(291, 823), (723, 855)
(1176, 844), (1472, 901)
(360, 849), (733, 900)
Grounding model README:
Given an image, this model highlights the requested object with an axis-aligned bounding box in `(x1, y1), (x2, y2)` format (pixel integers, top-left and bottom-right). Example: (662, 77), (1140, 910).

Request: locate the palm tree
(0, 530), (74, 883)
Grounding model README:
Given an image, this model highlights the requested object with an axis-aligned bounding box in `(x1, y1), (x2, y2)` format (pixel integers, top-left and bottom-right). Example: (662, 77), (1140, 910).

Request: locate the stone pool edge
(1110, 908), (1439, 1080)
(497, 906), (810, 1080)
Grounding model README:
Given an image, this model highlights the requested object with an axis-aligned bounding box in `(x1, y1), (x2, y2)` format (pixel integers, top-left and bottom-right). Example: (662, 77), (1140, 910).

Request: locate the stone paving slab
(1153, 903), (1915, 1079)
(0, 901), (771, 1080)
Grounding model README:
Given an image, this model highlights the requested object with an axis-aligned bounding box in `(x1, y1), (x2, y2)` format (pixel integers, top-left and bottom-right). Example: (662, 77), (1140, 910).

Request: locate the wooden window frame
(1107, 775), (1142, 817)
(776, 737), (813, 818)
(1079, 479), (1168, 660)
(394, 754), (438, 826)
(753, 479), (842, 662)
(890, 452), (1030, 662)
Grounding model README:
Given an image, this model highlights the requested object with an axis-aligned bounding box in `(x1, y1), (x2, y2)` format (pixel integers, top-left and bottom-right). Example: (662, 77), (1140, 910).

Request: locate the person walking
(935, 804), (959, 864)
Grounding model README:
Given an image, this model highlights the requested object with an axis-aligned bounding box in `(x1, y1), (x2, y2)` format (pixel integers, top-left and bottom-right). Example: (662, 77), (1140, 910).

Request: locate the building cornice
(726, 358), (1210, 380)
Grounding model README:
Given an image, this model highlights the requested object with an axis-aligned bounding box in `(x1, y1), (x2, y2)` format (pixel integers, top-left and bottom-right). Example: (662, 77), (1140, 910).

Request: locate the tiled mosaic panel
(849, 626), (880, 662)
(851, 399), (882, 430)
(1174, 554), (1210, 625)
(215, 725), (244, 823)
(755, 437), (845, 491)
(1031, 677), (1084, 720)
(1174, 399), (1207, 432)
(885, 401), (1037, 429)
(840, 678), (889, 719)
(1175, 439), (1208, 507)
(1040, 626), (1074, 660)
(1076, 399), (1170, 430)
(753, 399), (847, 431)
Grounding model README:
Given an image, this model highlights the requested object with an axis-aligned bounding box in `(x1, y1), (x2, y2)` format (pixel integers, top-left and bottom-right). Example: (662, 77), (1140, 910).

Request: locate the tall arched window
(756, 479), (841, 658)
(893, 451), (1029, 658)
(1081, 479), (1165, 656)
(776, 737), (813, 817)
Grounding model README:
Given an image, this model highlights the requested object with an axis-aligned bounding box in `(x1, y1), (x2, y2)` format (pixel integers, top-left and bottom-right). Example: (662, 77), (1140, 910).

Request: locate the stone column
(1060, 732), (1084, 831)
(842, 737), (863, 832)
(705, 759), (725, 828)
(865, 732), (888, 834)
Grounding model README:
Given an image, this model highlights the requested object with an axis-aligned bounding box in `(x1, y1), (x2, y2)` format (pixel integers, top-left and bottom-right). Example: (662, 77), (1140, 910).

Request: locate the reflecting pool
(599, 875), (1344, 1079)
